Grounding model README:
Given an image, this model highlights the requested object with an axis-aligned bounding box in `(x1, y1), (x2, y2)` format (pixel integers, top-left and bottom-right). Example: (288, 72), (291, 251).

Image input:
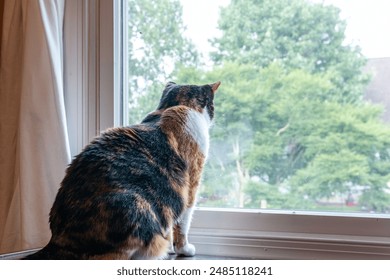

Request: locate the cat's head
(157, 81), (221, 120)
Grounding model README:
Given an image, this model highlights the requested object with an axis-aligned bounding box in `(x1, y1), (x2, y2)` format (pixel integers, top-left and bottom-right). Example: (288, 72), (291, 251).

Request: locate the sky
(180, 0), (390, 59)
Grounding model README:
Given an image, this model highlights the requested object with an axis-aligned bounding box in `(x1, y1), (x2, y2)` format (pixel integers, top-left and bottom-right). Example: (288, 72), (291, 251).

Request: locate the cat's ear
(165, 81), (176, 88)
(210, 81), (221, 94)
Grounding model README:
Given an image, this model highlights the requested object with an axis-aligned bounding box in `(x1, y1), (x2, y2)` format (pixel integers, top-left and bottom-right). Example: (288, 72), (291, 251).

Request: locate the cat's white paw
(175, 243), (196, 257)
(168, 243), (175, 255)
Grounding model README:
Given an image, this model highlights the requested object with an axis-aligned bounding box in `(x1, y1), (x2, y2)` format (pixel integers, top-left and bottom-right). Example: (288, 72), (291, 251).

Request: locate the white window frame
(64, 0), (122, 156)
(64, 0), (390, 259)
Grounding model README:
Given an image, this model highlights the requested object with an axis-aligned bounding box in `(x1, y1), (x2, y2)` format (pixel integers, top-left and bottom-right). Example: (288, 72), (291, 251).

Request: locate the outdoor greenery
(127, 0), (390, 213)
(127, 0), (201, 124)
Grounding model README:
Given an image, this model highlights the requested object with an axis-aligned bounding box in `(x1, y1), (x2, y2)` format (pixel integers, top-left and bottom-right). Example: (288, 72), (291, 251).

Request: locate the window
(120, 0), (390, 258)
(123, 0), (390, 215)
(65, 0), (390, 259)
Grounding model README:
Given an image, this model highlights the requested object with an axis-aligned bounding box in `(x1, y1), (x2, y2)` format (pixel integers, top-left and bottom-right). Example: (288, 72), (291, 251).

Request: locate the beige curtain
(0, 0), (70, 254)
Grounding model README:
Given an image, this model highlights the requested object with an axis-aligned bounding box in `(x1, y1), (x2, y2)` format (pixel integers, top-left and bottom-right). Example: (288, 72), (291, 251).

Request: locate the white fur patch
(175, 243), (196, 257)
(184, 109), (211, 156)
(179, 206), (194, 236)
(174, 207), (196, 257)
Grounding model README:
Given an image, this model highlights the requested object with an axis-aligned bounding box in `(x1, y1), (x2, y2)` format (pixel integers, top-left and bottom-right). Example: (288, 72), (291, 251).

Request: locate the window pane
(125, 0), (390, 214)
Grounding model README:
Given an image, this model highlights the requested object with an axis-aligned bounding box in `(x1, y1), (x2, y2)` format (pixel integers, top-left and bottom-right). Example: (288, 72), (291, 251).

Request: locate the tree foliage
(211, 0), (368, 103)
(202, 0), (390, 212)
(128, 0), (390, 213)
(127, 0), (200, 123)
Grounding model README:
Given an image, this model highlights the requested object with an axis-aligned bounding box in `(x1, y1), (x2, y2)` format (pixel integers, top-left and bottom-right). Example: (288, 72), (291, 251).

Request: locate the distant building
(364, 57), (390, 123)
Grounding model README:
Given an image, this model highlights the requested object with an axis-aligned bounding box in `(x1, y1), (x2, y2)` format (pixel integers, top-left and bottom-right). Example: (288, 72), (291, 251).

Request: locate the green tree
(211, 0), (368, 102)
(127, 0), (390, 212)
(196, 61), (390, 212)
(289, 102), (390, 211)
(127, 0), (200, 124)
(197, 0), (390, 212)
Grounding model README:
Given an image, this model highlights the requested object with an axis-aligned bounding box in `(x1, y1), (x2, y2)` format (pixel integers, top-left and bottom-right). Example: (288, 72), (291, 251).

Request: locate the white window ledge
(190, 208), (390, 259)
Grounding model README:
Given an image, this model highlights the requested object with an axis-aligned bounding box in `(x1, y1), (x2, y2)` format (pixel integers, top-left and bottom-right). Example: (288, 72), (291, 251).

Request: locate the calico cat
(24, 81), (221, 260)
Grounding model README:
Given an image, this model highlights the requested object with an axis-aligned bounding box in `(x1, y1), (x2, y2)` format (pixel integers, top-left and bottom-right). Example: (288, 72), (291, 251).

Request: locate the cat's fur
(24, 81), (221, 260)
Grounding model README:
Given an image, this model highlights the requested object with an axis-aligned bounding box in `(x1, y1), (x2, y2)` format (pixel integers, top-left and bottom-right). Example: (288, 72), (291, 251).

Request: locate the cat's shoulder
(160, 106), (210, 130)
(160, 106), (211, 156)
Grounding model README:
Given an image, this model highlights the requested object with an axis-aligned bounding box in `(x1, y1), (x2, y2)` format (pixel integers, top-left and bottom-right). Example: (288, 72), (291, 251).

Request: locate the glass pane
(125, 0), (390, 214)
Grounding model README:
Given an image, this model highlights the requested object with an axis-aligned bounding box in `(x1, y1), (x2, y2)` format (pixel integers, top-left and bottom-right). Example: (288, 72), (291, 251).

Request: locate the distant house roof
(364, 57), (390, 123)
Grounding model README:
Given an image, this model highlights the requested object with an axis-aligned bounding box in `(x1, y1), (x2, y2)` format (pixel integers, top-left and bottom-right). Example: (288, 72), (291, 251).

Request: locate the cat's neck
(159, 106), (211, 159)
(184, 109), (210, 157)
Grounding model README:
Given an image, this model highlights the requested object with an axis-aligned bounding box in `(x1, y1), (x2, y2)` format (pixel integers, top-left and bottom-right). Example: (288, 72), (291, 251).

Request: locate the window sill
(189, 208), (390, 259)
(3, 209), (390, 260)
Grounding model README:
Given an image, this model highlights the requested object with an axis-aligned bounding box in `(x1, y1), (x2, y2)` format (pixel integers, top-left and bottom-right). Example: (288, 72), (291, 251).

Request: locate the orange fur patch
(173, 224), (185, 249)
(160, 106), (206, 208)
(135, 194), (158, 221)
(135, 234), (169, 259)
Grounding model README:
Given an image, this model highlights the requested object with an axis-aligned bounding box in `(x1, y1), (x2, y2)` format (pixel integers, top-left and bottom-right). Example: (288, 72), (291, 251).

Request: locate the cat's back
(63, 122), (184, 185)
(49, 122), (186, 244)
